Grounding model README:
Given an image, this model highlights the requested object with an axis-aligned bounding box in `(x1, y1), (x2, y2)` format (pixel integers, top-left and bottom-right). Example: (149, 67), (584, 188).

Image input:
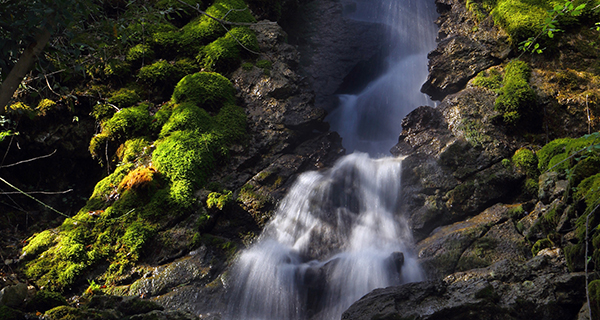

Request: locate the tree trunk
(0, 28), (52, 113)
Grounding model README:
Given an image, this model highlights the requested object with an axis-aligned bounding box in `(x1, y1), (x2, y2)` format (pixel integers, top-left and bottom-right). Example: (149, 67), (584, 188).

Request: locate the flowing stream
(224, 0), (438, 319)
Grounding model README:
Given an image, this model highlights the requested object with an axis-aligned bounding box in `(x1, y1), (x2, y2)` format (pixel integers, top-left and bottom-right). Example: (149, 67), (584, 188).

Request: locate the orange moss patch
(118, 167), (158, 192)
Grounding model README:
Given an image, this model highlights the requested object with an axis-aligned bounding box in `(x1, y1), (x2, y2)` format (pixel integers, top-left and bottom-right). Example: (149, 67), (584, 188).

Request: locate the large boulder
(421, 0), (510, 100)
(343, 250), (585, 320)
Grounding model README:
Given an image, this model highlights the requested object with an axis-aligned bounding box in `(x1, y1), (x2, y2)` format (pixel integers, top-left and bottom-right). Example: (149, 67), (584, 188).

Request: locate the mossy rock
(126, 44), (155, 64)
(172, 72), (235, 111)
(182, 0), (255, 45)
(137, 59), (198, 86)
(197, 27), (259, 73)
(537, 137), (571, 171)
(100, 103), (152, 141)
(472, 67), (503, 90)
(116, 138), (151, 163)
(22, 229), (58, 258)
(26, 290), (68, 313)
(104, 59), (131, 79)
(494, 60), (537, 127)
(159, 102), (213, 138)
(512, 147), (538, 176)
(107, 88), (141, 109)
(152, 130), (218, 185)
(490, 0), (553, 44)
(531, 238), (553, 256)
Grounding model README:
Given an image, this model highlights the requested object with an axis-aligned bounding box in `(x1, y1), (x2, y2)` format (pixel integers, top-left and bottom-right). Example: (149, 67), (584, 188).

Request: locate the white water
(223, 0), (438, 319)
(327, 0), (438, 155)
(226, 154), (422, 320)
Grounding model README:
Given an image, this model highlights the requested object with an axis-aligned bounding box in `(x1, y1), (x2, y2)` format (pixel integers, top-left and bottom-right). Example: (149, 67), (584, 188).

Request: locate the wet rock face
(421, 0), (510, 100)
(394, 86), (523, 241)
(282, 0), (387, 110)
(343, 252), (585, 320)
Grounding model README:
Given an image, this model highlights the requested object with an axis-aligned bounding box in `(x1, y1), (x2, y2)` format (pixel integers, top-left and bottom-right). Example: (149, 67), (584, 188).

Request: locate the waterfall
(327, 0), (438, 155)
(223, 0), (438, 319)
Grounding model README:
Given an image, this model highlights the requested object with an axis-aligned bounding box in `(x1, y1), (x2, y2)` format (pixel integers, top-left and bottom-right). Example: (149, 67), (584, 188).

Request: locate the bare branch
(0, 189), (72, 195)
(0, 149), (57, 168)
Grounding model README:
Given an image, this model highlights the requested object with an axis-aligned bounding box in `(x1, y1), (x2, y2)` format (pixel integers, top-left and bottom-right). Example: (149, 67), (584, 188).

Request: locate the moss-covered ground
(7, 0), (261, 300)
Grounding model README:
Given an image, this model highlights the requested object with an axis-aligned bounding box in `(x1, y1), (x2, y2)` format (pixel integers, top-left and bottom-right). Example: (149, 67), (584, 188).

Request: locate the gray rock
(343, 255), (584, 320)
(421, 0), (510, 100)
(0, 282), (27, 308)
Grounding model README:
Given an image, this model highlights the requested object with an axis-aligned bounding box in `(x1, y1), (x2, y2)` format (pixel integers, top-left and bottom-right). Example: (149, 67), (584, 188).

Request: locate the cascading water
(224, 0), (438, 319)
(327, 0), (438, 155)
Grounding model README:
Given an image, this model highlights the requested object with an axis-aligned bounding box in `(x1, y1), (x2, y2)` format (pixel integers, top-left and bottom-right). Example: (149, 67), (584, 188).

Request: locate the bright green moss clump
(537, 137), (572, 171)
(172, 72), (235, 111)
(198, 27), (259, 72)
(512, 147), (538, 176)
(154, 0), (256, 56)
(159, 102), (213, 138)
(491, 0), (555, 44)
(495, 60), (536, 126)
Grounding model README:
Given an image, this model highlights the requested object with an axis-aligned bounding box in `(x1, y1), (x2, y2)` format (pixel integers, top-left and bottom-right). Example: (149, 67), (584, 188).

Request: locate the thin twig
(0, 176), (74, 220)
(0, 149), (57, 168)
(1, 135), (14, 167)
(0, 189), (72, 195)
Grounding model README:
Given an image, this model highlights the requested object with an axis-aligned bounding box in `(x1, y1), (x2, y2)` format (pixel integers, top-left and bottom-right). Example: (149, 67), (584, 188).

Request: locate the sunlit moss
(197, 27), (259, 72)
(494, 60), (536, 126)
(172, 72), (235, 111)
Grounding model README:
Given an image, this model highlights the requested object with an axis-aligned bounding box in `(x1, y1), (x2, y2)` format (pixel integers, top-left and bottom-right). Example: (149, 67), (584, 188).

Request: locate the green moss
(472, 67), (503, 90)
(508, 204), (525, 219)
(91, 103), (116, 123)
(22, 230), (58, 257)
(119, 220), (156, 260)
(494, 60), (537, 127)
(107, 88), (141, 109)
(198, 27), (259, 72)
(537, 137), (571, 171)
(159, 102), (213, 138)
(116, 138), (150, 163)
(207, 190), (233, 210)
(137, 60), (175, 84)
(531, 238), (553, 256)
(512, 147), (538, 176)
(151, 102), (175, 135)
(172, 72), (234, 111)
(104, 59), (131, 79)
(153, 130), (217, 185)
(215, 103), (247, 145)
(546, 153), (569, 173)
(44, 305), (82, 320)
(101, 103), (152, 141)
(137, 59), (197, 85)
(169, 179), (196, 208)
(490, 0), (563, 44)
(87, 164), (133, 208)
(126, 44), (155, 63)
(242, 62), (253, 70)
(182, 0), (255, 47)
